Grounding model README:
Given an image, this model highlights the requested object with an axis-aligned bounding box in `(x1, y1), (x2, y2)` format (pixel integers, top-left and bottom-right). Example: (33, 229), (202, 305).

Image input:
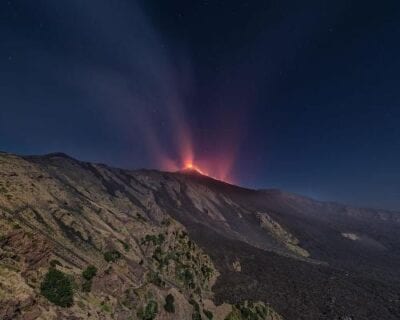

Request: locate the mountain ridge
(10, 150), (400, 212)
(0, 152), (399, 320)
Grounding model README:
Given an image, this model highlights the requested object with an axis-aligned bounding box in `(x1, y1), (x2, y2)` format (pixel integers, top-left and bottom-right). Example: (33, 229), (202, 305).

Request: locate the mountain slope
(0, 152), (399, 320)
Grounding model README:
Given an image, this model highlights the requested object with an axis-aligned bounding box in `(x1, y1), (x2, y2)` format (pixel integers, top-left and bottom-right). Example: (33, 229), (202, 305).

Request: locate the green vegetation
(50, 259), (62, 268)
(204, 309), (213, 319)
(189, 298), (202, 320)
(224, 301), (271, 320)
(152, 246), (163, 264)
(118, 239), (131, 251)
(138, 300), (158, 320)
(152, 246), (179, 269)
(177, 266), (195, 288)
(201, 265), (213, 279)
(164, 294), (175, 313)
(193, 312), (203, 320)
(40, 268), (74, 307)
(12, 223), (21, 229)
(82, 265), (97, 280)
(161, 218), (171, 226)
(225, 310), (241, 320)
(141, 227), (215, 298)
(100, 302), (112, 313)
(82, 280), (92, 292)
(81, 265), (97, 292)
(142, 234), (165, 246)
(189, 298), (199, 310)
(103, 250), (121, 262)
(147, 271), (165, 287)
(136, 213), (147, 222)
(179, 231), (188, 239)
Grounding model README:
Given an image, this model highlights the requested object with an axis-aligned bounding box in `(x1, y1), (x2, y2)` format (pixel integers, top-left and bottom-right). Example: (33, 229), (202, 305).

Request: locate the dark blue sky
(1, 0), (400, 210)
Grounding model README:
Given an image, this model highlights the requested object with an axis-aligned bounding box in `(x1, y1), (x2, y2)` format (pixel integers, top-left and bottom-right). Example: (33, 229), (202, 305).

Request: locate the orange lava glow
(159, 149), (234, 183)
(147, 97), (236, 183)
(183, 162), (207, 175)
(180, 158), (233, 183)
(157, 137), (235, 183)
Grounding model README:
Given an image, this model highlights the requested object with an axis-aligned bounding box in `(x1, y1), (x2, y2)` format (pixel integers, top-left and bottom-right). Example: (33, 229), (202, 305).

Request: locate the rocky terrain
(0, 152), (399, 320)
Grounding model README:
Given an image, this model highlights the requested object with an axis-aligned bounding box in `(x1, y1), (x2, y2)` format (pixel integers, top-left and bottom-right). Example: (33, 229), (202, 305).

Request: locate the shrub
(164, 294), (175, 313)
(138, 300), (158, 320)
(136, 213), (147, 222)
(142, 234), (165, 246)
(157, 234), (165, 244)
(152, 246), (163, 262)
(204, 309), (213, 319)
(82, 280), (92, 292)
(255, 305), (267, 317)
(101, 302), (112, 313)
(225, 302), (268, 320)
(224, 308), (241, 320)
(50, 259), (62, 268)
(179, 268), (194, 287)
(179, 231), (188, 239)
(12, 223), (21, 229)
(104, 250), (121, 262)
(82, 265), (97, 280)
(118, 239), (130, 251)
(189, 298), (200, 312)
(201, 265), (213, 279)
(192, 311), (202, 320)
(147, 271), (165, 287)
(40, 268), (74, 307)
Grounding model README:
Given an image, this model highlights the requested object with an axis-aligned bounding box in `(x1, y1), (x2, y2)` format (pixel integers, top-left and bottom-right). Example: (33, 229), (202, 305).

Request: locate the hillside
(0, 152), (399, 320)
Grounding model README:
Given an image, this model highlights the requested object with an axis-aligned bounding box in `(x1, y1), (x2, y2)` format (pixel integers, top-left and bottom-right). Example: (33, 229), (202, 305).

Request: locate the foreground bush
(82, 265), (97, 280)
(138, 300), (158, 320)
(40, 268), (74, 307)
(81, 265), (97, 292)
(103, 250), (121, 262)
(204, 309), (214, 319)
(164, 294), (175, 313)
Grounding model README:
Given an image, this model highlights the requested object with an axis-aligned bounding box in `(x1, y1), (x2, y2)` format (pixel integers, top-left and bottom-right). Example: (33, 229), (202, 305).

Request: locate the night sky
(1, 0), (400, 210)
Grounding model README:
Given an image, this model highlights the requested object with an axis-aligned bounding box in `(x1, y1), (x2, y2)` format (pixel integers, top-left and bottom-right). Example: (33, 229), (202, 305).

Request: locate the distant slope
(0, 152), (399, 320)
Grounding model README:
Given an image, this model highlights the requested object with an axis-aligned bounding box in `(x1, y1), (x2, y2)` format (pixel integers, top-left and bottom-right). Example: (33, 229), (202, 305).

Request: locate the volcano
(178, 163), (215, 178)
(178, 166), (204, 176)
(0, 152), (399, 320)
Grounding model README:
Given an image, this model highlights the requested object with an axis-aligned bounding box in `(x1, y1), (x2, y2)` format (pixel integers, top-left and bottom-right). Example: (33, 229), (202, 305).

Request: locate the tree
(164, 294), (175, 313)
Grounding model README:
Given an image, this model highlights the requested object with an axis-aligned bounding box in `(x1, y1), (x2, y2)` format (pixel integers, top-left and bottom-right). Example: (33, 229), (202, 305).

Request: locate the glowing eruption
(156, 134), (235, 183)
(152, 102), (235, 183)
(183, 162), (207, 175)
(156, 127), (235, 183)
(179, 159), (234, 183)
